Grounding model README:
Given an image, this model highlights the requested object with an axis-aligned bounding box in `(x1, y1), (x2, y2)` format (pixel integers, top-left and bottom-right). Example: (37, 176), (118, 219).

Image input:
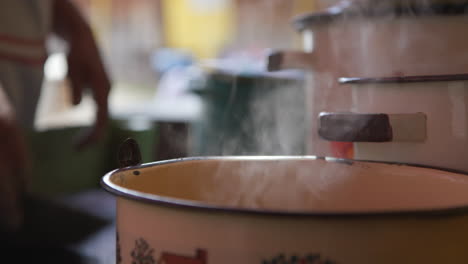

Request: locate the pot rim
(101, 156), (468, 219)
(339, 73), (468, 84)
(293, 1), (468, 31)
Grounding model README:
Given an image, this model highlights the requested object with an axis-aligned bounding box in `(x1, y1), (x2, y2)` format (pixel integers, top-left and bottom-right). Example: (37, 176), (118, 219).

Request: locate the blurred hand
(67, 30), (111, 151)
(53, 0), (111, 151)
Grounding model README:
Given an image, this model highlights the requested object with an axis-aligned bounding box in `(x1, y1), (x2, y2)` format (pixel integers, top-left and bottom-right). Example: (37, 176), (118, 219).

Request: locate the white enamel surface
(352, 80), (468, 172)
(105, 158), (468, 264)
(116, 197), (468, 264)
(106, 158), (468, 212)
(320, 16), (468, 77)
(291, 15), (468, 158)
(387, 113), (426, 142)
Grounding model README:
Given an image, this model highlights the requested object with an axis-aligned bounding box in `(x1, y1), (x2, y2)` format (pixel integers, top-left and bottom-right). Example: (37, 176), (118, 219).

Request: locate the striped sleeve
(0, 0), (52, 66)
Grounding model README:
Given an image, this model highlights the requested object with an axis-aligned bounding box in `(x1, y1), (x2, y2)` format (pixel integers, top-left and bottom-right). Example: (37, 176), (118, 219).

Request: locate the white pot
(267, 1), (468, 158)
(320, 74), (468, 172)
(103, 156), (468, 264)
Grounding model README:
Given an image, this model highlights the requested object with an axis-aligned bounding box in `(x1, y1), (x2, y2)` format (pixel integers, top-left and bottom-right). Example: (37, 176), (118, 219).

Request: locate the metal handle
(319, 112), (392, 142)
(118, 138), (142, 168)
(267, 50), (316, 71)
(318, 112), (427, 143)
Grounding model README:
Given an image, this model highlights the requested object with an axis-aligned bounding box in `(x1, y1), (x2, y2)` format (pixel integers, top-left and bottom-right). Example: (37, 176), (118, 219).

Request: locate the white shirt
(0, 0), (52, 128)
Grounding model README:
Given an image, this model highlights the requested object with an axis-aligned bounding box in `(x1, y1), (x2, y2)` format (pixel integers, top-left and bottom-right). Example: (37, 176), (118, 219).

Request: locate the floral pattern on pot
(129, 238), (207, 264)
(127, 238), (334, 264)
(262, 254), (337, 264)
(131, 238), (156, 264)
(116, 231), (122, 264)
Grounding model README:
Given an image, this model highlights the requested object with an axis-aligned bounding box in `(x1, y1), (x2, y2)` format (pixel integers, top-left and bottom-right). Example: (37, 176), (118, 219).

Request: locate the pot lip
(101, 156), (468, 219)
(293, 1), (468, 31)
(339, 73), (468, 84)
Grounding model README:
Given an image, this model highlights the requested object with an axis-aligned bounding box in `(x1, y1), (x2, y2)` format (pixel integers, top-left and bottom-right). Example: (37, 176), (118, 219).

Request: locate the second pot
(320, 73), (468, 173)
(268, 0), (468, 159)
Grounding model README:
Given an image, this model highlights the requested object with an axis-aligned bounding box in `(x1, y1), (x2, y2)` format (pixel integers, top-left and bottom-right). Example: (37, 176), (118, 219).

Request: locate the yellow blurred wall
(162, 0), (235, 59)
(162, 0), (316, 58)
(293, 0), (316, 15)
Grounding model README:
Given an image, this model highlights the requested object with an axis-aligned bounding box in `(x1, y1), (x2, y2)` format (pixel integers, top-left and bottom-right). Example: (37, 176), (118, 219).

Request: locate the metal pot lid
(339, 73), (468, 84)
(293, 0), (468, 31)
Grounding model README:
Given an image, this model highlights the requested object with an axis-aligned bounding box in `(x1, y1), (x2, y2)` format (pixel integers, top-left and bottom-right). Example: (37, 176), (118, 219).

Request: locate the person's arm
(0, 86), (28, 232)
(51, 0), (111, 150)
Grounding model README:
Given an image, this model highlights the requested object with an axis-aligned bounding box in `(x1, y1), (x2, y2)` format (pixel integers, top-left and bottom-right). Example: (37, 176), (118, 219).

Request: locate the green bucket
(26, 119), (157, 197)
(26, 126), (111, 196)
(190, 70), (307, 156)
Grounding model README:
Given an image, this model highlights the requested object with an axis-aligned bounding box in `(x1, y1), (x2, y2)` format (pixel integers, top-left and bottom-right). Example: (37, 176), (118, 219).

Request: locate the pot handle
(118, 138), (142, 168)
(267, 51), (316, 71)
(318, 112), (427, 142)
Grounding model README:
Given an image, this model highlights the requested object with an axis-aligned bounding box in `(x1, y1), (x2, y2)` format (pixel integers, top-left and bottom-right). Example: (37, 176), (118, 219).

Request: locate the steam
(201, 72), (307, 156)
(201, 158), (353, 211)
(242, 76), (307, 155)
(197, 0), (459, 210)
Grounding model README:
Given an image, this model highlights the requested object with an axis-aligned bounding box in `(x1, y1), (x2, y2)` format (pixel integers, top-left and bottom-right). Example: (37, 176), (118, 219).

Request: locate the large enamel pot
(102, 156), (468, 263)
(268, 0), (468, 158)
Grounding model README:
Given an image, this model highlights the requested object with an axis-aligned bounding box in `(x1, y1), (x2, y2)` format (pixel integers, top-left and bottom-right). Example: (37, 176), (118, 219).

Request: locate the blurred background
(15, 0), (324, 263)
(7, 0), (468, 262)
(33, 0), (319, 196)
